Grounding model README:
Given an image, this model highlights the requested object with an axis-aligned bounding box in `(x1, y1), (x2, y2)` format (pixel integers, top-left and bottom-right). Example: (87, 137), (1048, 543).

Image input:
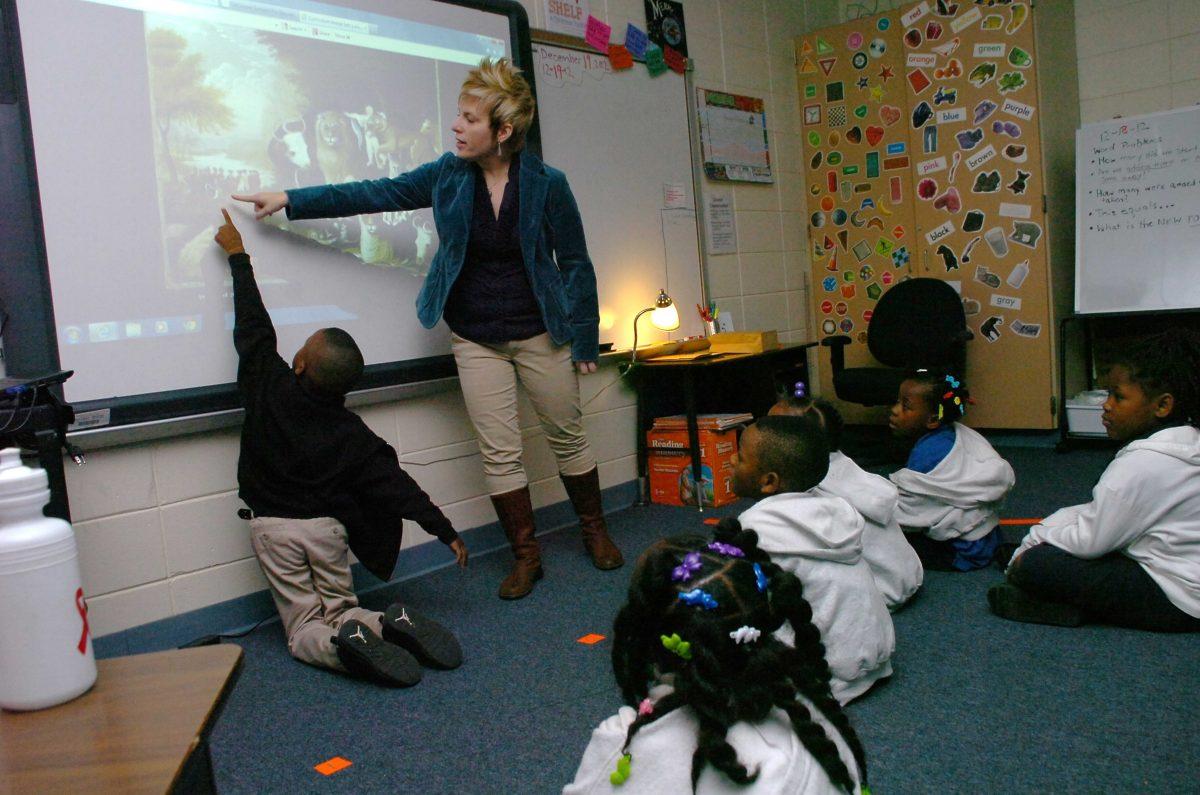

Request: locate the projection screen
(8, 0), (531, 424)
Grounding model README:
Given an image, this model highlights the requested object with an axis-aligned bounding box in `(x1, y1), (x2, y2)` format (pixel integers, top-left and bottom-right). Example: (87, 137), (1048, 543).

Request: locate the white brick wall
(1075, 0), (1200, 122)
(72, 0), (831, 638)
(76, 369), (639, 638)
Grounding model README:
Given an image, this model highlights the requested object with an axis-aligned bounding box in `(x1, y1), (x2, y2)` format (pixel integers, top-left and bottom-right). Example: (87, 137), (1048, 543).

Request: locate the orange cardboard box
(646, 427), (739, 508)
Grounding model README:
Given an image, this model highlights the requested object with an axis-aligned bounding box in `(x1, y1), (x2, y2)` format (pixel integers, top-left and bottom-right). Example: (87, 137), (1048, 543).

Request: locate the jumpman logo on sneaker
(394, 607), (414, 626)
(350, 625), (367, 643)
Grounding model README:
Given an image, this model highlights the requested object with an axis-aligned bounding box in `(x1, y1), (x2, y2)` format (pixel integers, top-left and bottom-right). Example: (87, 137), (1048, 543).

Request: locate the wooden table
(631, 342), (817, 508)
(0, 644), (243, 794)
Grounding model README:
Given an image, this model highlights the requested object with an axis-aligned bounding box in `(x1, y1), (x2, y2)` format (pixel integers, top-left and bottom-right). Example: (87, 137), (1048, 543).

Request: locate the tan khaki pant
(451, 332), (596, 494)
(249, 516), (381, 671)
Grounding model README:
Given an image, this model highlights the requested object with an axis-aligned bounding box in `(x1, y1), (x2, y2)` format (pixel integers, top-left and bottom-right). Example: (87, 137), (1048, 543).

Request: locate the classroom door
(798, 11), (917, 426)
(800, 1), (1057, 429)
(904, 0), (1055, 429)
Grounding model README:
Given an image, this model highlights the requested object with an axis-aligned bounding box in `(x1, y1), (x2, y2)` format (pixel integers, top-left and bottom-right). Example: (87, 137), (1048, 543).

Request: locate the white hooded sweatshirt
(563, 685), (861, 795)
(815, 451), (924, 610)
(1012, 425), (1200, 618)
(889, 422), (1016, 541)
(738, 492), (895, 704)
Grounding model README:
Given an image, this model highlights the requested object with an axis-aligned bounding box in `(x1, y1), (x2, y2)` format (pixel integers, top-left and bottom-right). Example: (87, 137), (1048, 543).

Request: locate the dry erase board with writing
(1075, 106), (1200, 314)
(531, 40), (704, 346)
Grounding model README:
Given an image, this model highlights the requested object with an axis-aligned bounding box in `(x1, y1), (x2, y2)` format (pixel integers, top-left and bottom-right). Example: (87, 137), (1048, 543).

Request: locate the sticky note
(663, 45), (686, 74)
(625, 23), (649, 59)
(645, 45), (667, 76)
(609, 44), (633, 70)
(577, 633), (606, 645)
(315, 757), (353, 776)
(585, 15), (611, 52)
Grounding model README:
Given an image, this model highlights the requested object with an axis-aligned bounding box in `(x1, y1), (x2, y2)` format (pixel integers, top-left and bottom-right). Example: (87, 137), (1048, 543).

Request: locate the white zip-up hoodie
(815, 451), (923, 610)
(739, 492), (895, 704)
(1012, 424), (1200, 618)
(564, 684), (861, 795)
(889, 422), (1015, 541)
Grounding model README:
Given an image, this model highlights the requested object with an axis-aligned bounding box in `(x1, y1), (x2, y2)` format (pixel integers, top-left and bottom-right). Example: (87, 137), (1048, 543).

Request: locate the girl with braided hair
(887, 371), (1015, 571)
(990, 330), (1200, 632)
(563, 525), (867, 794)
(770, 394), (923, 611)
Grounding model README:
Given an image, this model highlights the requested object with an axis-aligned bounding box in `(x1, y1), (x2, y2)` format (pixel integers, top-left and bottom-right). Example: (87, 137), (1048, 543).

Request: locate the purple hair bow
(793, 381), (807, 399)
(671, 551), (703, 583)
(707, 541), (745, 558)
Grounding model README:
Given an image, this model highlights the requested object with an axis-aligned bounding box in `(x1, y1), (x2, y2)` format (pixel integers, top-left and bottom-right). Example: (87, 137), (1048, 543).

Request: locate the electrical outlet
(716, 313), (735, 333)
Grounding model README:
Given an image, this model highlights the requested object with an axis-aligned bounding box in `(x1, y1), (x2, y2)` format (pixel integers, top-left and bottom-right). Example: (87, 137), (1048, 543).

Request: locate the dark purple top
(442, 153), (547, 344)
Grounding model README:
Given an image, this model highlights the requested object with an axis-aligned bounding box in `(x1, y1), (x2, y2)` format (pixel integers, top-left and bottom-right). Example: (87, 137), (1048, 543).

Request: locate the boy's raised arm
(214, 209), (284, 386)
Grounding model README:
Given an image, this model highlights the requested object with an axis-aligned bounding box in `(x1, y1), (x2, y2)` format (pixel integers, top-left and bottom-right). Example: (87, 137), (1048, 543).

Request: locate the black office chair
(821, 278), (970, 407)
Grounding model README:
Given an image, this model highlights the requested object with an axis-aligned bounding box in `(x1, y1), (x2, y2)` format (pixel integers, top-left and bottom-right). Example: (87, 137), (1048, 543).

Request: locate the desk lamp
(631, 289), (680, 362)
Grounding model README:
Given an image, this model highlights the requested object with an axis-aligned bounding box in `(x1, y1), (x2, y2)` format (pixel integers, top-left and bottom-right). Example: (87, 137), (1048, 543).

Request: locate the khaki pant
(249, 516), (381, 671)
(451, 332), (596, 494)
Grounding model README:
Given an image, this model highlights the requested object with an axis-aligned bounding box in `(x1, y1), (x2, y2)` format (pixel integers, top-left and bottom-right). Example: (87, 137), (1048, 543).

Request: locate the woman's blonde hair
(459, 57), (536, 152)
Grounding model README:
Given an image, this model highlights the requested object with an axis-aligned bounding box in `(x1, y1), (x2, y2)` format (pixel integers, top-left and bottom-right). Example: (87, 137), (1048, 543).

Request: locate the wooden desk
(632, 342), (817, 508)
(0, 644), (243, 794)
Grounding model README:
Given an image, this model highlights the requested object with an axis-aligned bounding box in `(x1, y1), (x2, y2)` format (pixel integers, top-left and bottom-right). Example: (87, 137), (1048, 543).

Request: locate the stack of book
(651, 413), (754, 432)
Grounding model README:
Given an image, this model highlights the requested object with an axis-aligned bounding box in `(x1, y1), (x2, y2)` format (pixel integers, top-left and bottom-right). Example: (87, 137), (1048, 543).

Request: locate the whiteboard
(532, 42), (705, 346)
(1075, 106), (1200, 314)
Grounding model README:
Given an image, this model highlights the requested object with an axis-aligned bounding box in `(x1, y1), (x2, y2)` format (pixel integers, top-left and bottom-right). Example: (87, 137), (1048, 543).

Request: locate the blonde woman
(234, 58), (621, 600)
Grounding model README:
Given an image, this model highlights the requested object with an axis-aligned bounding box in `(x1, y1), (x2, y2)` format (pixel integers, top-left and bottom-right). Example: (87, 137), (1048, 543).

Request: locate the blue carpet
(208, 444), (1200, 793)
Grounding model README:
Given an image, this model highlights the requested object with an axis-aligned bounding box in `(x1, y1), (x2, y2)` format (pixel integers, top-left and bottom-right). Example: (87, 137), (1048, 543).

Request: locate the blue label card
(625, 23), (649, 59)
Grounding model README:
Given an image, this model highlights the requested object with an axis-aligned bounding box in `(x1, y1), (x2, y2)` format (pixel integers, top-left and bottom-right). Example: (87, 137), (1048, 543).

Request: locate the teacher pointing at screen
(233, 58), (621, 600)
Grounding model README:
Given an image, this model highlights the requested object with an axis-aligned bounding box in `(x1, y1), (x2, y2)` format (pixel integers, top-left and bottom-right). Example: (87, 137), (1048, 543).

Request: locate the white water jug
(0, 448), (97, 710)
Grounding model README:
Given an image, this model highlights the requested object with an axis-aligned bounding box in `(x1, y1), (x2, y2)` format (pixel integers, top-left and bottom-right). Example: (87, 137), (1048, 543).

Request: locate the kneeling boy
(216, 210), (468, 686)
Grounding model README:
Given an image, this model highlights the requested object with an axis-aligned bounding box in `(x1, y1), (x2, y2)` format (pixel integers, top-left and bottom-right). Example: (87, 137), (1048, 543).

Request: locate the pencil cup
(704, 320), (717, 336)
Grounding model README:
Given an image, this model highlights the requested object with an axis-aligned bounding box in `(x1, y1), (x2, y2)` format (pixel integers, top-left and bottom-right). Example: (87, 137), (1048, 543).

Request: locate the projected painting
(145, 16), (444, 289)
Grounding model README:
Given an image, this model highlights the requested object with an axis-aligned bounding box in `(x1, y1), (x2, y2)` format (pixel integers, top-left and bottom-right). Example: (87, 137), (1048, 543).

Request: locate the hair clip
(638, 698), (655, 716)
(793, 380), (807, 399)
(661, 632), (693, 660)
(729, 625), (762, 645)
(945, 374), (961, 389)
(671, 551), (703, 583)
(610, 753), (632, 786)
(707, 541), (745, 558)
(753, 563), (768, 593)
(678, 588), (719, 610)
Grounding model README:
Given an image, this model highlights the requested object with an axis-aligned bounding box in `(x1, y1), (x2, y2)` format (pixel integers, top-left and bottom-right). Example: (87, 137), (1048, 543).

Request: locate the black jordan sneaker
(381, 603), (463, 670)
(333, 618), (421, 686)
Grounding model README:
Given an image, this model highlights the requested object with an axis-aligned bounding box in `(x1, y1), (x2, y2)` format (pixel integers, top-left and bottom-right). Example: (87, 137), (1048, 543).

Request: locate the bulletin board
(801, 1), (1056, 429)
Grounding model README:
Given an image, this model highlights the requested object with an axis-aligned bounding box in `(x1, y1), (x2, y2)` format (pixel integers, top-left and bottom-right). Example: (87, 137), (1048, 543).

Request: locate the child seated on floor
(733, 415), (894, 704)
(888, 371), (1015, 571)
(990, 330), (1200, 632)
(770, 391), (923, 611)
(563, 528), (867, 794)
(216, 210), (468, 687)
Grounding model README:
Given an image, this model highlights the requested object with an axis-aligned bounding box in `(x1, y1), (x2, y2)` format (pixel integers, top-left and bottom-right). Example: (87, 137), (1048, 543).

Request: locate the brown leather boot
(490, 487), (543, 600)
(561, 468), (624, 570)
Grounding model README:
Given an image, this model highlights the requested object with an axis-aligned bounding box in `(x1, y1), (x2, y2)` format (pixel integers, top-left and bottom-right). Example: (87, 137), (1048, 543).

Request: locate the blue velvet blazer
(286, 151), (600, 361)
